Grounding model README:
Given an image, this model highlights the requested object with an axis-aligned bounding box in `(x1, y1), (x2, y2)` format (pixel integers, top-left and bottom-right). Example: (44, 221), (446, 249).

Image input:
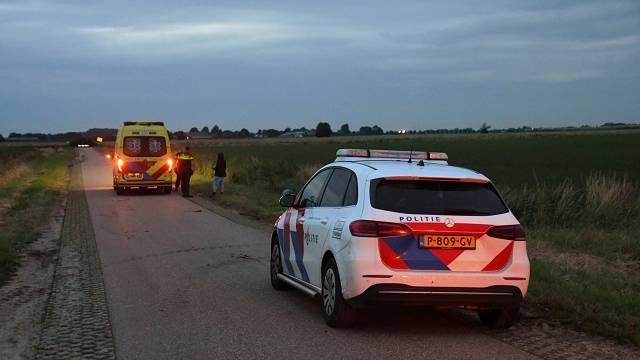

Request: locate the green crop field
(0, 145), (73, 286)
(187, 130), (640, 344)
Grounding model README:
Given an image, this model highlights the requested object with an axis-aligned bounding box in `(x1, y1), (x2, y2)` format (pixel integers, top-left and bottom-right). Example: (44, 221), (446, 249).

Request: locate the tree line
(2, 122), (638, 142)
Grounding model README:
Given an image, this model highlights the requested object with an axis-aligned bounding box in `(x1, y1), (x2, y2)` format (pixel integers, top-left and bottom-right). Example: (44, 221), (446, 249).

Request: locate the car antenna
(408, 144), (413, 163)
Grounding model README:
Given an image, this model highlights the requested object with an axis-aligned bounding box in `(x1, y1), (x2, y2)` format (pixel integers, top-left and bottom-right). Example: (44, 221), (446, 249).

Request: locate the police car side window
(343, 174), (358, 206)
(320, 168), (353, 207)
(299, 169), (332, 208)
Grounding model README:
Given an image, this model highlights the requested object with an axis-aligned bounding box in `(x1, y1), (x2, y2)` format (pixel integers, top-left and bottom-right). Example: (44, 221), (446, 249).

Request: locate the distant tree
(210, 125), (222, 137)
(338, 123), (351, 135)
(371, 125), (384, 135)
(262, 129), (281, 138)
(284, 127), (292, 133)
(0, 134), (4, 142)
(189, 127), (199, 133)
(315, 122), (332, 137)
(479, 123), (491, 134)
(172, 131), (186, 140)
(201, 126), (209, 134)
(238, 128), (251, 138)
(358, 126), (372, 135)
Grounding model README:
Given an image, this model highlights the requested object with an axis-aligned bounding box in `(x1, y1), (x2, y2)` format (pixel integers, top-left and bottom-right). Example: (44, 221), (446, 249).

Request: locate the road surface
(80, 148), (535, 359)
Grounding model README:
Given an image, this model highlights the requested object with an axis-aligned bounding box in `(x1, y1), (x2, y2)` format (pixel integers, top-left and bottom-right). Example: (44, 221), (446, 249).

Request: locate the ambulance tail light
(486, 224), (526, 241)
(167, 158), (173, 172)
(117, 158), (124, 172)
(349, 220), (412, 238)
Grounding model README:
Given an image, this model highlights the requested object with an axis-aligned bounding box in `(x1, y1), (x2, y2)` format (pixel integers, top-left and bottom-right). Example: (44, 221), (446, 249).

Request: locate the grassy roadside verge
(0, 146), (73, 287)
(187, 132), (640, 345)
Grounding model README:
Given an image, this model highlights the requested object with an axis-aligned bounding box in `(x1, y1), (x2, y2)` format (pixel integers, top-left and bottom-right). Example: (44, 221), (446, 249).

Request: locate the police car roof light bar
(336, 149), (448, 161)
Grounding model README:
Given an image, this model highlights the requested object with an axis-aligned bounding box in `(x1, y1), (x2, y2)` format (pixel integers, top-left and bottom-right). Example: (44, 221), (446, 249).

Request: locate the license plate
(126, 173), (143, 180)
(420, 234), (476, 249)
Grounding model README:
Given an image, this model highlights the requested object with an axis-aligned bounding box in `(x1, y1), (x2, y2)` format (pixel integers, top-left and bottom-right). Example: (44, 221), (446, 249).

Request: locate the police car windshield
(370, 179), (508, 216)
(123, 136), (167, 157)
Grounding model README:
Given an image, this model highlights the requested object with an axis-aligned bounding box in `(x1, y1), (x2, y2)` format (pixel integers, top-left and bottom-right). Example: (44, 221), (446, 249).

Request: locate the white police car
(270, 149), (529, 328)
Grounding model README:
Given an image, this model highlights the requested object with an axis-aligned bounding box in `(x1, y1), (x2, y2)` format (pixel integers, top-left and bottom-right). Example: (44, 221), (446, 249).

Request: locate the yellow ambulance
(112, 121), (173, 195)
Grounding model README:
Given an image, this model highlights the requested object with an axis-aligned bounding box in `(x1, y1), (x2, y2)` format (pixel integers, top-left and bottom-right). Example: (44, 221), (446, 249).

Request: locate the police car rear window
(370, 179), (508, 216)
(123, 136), (167, 157)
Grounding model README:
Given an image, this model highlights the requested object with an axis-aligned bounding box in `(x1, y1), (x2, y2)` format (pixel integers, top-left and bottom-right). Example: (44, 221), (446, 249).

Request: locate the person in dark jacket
(211, 152), (226, 196)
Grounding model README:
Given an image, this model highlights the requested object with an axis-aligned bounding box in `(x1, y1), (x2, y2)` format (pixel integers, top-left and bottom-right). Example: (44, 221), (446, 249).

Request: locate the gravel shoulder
(0, 193), (66, 360)
(34, 158), (116, 359)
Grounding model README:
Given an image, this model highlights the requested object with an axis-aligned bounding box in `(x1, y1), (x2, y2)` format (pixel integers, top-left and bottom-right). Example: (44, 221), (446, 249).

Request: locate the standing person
(173, 148), (182, 192)
(211, 152), (226, 197)
(177, 146), (195, 197)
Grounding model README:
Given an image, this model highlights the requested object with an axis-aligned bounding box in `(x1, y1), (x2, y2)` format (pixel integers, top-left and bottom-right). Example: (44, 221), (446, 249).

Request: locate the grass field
(0, 145), (73, 287)
(186, 130), (640, 344)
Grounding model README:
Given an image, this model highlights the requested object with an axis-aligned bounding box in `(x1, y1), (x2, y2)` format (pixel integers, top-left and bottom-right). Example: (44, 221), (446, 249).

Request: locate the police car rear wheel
(321, 258), (356, 328)
(478, 306), (520, 329)
(270, 240), (287, 290)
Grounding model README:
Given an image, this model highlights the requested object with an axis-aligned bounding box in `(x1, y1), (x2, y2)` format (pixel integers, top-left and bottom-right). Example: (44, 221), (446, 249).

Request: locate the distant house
(279, 131), (305, 138)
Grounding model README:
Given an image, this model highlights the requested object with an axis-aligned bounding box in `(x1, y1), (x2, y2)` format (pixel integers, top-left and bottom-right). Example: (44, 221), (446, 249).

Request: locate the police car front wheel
(270, 239), (288, 290)
(321, 258), (357, 328)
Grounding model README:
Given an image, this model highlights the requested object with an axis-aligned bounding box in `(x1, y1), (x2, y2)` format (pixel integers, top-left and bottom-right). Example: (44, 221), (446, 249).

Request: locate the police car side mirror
(279, 193), (296, 208)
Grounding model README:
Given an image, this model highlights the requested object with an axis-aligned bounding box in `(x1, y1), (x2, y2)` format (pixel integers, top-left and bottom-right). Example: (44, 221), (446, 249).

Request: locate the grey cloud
(0, 0), (639, 134)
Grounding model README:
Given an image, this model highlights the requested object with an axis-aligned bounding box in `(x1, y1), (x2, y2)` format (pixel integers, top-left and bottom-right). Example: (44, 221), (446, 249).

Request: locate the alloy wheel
(323, 268), (336, 315)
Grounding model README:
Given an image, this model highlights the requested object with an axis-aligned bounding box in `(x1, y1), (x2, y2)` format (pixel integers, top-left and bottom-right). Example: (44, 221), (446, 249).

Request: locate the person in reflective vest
(173, 149), (182, 192)
(176, 146), (195, 197)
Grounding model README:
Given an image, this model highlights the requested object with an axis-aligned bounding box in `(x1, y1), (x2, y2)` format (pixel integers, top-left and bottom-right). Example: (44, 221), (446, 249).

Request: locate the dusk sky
(1, 0), (639, 135)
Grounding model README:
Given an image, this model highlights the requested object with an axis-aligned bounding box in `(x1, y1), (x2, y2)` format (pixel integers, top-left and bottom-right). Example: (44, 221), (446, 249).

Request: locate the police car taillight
(349, 220), (412, 238)
(486, 225), (526, 241)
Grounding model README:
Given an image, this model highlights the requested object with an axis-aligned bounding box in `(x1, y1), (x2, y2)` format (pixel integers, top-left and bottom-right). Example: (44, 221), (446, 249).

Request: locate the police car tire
(162, 186), (172, 194)
(478, 306), (520, 329)
(321, 258), (357, 328)
(270, 239), (288, 290)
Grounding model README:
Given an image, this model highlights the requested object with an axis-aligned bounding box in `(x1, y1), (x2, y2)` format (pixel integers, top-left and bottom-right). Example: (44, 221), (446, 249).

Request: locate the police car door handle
(320, 218), (329, 225)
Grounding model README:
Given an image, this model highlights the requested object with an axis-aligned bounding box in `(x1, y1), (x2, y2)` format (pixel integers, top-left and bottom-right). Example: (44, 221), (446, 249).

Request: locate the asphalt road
(80, 148), (536, 360)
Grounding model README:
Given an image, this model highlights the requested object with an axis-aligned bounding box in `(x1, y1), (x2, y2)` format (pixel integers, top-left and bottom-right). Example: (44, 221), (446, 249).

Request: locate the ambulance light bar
(123, 121), (165, 126)
(336, 149), (448, 161)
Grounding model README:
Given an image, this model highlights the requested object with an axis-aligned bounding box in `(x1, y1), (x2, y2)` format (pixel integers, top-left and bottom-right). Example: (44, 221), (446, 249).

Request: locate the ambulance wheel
(162, 186), (172, 194)
(270, 238), (288, 290)
(116, 186), (125, 195)
(479, 305), (520, 329)
(321, 257), (357, 328)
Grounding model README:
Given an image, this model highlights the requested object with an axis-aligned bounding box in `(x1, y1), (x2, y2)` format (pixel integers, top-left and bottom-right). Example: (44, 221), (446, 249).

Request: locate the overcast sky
(1, 0), (639, 135)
